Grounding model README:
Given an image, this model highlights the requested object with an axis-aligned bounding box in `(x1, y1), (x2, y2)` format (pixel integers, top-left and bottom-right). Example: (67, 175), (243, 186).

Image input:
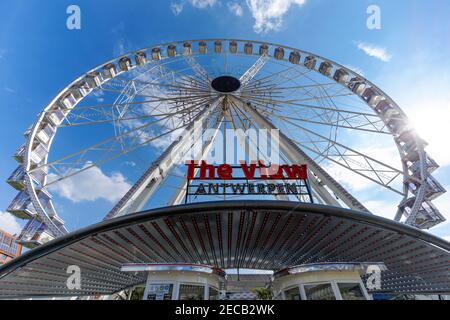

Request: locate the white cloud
(125, 161), (137, 167)
(246, 0), (306, 33)
(170, 0), (217, 16)
(48, 163), (131, 204)
(324, 162), (374, 192)
(114, 38), (126, 56)
(170, 2), (184, 15)
(444, 235), (450, 242)
(228, 2), (244, 16)
(4, 87), (16, 93)
(111, 22), (128, 57)
(189, 0), (217, 8)
(0, 211), (22, 235)
(150, 127), (185, 150)
(357, 42), (392, 62)
(364, 199), (399, 220)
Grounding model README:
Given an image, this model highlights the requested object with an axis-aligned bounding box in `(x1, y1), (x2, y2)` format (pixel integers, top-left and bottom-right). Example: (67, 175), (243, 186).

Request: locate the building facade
(0, 229), (22, 266)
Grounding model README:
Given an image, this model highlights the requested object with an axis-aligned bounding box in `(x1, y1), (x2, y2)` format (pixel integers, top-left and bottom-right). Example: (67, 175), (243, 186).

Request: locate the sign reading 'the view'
(185, 161), (309, 197)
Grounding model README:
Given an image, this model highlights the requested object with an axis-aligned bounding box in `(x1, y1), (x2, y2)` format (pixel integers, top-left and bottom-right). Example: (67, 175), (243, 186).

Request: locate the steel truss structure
(5, 39), (446, 249)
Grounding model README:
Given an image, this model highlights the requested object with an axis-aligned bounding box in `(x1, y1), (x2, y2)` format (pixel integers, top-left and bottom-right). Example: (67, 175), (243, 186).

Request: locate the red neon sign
(186, 161), (308, 180)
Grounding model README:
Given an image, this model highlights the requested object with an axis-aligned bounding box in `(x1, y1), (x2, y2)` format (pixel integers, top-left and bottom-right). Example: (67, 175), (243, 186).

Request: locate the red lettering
(240, 161), (257, 180)
(186, 160), (197, 179)
(258, 160), (268, 179)
(218, 164), (232, 179)
(282, 164), (307, 180)
(268, 164), (284, 180)
(187, 161), (308, 181)
(199, 161), (215, 180)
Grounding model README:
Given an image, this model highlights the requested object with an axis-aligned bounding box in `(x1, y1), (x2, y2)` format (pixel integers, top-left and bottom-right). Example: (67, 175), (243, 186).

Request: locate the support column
(168, 111), (224, 205)
(105, 98), (223, 219)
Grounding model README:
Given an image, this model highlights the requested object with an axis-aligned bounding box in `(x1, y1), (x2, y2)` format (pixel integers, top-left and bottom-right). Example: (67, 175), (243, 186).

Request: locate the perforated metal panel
(0, 201), (449, 298)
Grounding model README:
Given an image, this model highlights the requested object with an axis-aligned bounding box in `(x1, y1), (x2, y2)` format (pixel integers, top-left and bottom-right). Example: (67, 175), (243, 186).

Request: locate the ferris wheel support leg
(239, 54), (269, 88)
(104, 99), (223, 219)
(242, 102), (369, 212)
(168, 113), (225, 206)
(184, 54), (210, 82)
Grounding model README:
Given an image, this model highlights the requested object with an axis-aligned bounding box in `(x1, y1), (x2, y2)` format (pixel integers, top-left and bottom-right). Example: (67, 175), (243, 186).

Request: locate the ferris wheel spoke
(245, 96), (377, 118)
(108, 60), (211, 95)
(158, 60), (211, 91)
(58, 94), (213, 127)
(314, 84), (354, 139)
(277, 120), (402, 191)
(229, 98), (260, 131)
(105, 77), (212, 97)
(47, 104), (216, 188)
(256, 108), (331, 162)
(240, 82), (344, 101)
(84, 92), (215, 109)
(93, 85), (213, 101)
(161, 73), (210, 92)
(39, 115), (174, 176)
(141, 58), (211, 89)
(35, 98), (214, 184)
(256, 102), (341, 135)
(273, 118), (404, 192)
(229, 103), (250, 131)
(238, 91), (354, 106)
(183, 54), (211, 82)
(54, 96), (204, 117)
(244, 63), (312, 90)
(119, 78), (212, 94)
(60, 109), (198, 128)
(114, 95), (215, 152)
(102, 64), (211, 137)
(252, 82), (344, 92)
(274, 106), (388, 134)
(104, 62), (180, 92)
(242, 65), (353, 114)
(44, 122), (189, 187)
(246, 69), (341, 107)
(239, 93), (388, 133)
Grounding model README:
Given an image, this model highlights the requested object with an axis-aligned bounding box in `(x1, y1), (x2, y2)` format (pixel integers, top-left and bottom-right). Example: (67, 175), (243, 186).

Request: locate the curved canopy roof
(0, 201), (448, 298)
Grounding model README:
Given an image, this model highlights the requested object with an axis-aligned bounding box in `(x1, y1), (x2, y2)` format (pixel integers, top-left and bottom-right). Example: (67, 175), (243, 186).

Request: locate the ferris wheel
(5, 39), (446, 248)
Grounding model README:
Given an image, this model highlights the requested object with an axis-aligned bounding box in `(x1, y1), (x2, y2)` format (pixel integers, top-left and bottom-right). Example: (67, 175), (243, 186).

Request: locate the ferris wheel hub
(211, 75), (241, 93)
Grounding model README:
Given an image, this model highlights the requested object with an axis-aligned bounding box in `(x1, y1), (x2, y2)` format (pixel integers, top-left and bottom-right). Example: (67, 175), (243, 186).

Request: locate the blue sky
(0, 0), (450, 242)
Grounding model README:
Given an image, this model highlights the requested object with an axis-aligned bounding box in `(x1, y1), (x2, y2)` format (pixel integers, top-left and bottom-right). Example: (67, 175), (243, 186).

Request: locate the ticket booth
(121, 263), (226, 300)
(272, 263), (384, 300)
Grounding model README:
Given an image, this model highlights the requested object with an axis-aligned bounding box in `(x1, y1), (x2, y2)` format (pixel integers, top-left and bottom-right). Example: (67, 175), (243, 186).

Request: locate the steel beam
(104, 98), (223, 219)
(168, 111), (224, 206)
(239, 54), (269, 88)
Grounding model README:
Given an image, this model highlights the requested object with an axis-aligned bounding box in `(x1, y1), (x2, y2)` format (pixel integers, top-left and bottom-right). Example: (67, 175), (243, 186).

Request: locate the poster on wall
(146, 284), (173, 300)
